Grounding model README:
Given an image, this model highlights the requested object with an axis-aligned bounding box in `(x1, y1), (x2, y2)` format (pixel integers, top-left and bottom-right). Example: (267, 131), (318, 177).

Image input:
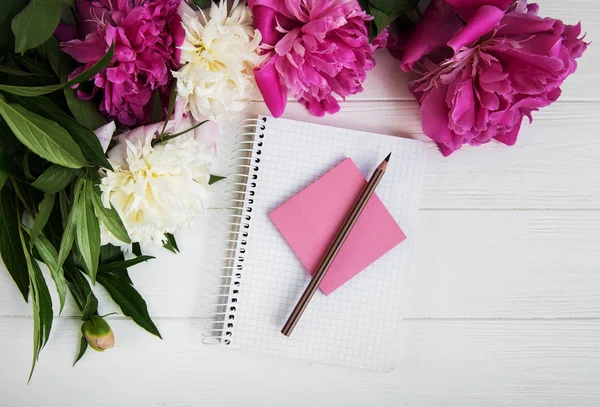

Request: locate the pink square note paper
(269, 158), (406, 296)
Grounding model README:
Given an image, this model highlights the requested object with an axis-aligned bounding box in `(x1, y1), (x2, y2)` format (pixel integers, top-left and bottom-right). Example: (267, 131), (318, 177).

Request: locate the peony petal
(449, 77), (476, 134)
(252, 5), (286, 46)
(94, 121), (117, 153)
(448, 6), (505, 52)
(445, 0), (515, 20)
(418, 83), (454, 149)
(494, 116), (523, 146)
(60, 35), (108, 63)
(54, 23), (78, 42)
(254, 57), (288, 118)
(400, 0), (463, 71)
(497, 12), (556, 37)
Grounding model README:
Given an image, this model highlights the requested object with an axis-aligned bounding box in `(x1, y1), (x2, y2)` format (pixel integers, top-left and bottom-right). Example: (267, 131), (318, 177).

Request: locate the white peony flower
(99, 107), (218, 247)
(173, 0), (262, 121)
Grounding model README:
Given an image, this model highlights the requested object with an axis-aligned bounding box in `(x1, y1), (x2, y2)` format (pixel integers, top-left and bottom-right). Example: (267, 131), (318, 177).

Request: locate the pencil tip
(385, 152), (391, 162)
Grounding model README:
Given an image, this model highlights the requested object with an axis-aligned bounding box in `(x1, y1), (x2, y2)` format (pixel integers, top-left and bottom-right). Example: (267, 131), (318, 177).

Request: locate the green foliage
(75, 179), (101, 283)
(90, 183), (130, 244)
(38, 37), (108, 129)
(0, 42), (114, 96)
(81, 292), (98, 321)
(97, 271), (162, 338)
(0, 0), (28, 52)
(359, 0), (419, 39)
(209, 174), (226, 185)
(190, 0), (214, 9)
(151, 90), (162, 123)
(11, 95), (113, 169)
(18, 226), (53, 383)
(0, 3), (163, 379)
(0, 96), (88, 169)
(98, 255), (155, 273)
(162, 233), (179, 254)
(11, 0), (62, 54)
(31, 165), (74, 194)
(0, 187), (29, 300)
(74, 335), (88, 366)
(30, 192), (54, 244)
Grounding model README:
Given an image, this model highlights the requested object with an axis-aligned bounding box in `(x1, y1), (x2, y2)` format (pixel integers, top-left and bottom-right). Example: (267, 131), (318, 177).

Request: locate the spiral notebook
(203, 116), (426, 372)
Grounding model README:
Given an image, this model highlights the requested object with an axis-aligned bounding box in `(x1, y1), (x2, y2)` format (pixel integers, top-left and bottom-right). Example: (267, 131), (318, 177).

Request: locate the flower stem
(10, 178), (34, 216)
(152, 120), (209, 147)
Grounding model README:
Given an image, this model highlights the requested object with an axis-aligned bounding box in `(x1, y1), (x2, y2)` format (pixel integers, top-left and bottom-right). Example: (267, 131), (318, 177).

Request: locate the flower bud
(81, 316), (115, 351)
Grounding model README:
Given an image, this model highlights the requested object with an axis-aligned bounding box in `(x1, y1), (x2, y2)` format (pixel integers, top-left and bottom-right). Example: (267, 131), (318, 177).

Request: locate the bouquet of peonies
(0, 0), (587, 380)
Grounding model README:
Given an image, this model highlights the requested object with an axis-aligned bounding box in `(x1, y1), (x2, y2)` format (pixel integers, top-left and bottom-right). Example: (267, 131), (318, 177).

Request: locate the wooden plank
(259, 0), (599, 103)
(1, 317), (598, 406)
(244, 100), (600, 210)
(2, 210), (598, 319)
(406, 210), (600, 318)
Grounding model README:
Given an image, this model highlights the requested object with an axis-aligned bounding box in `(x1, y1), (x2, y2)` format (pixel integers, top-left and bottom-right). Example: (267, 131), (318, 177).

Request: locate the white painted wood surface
(1, 1), (599, 406)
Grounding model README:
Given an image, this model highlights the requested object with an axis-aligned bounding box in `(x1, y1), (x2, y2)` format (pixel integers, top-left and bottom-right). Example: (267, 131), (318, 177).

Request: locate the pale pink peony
(60, 0), (184, 127)
(248, 0), (383, 117)
(396, 0), (588, 156)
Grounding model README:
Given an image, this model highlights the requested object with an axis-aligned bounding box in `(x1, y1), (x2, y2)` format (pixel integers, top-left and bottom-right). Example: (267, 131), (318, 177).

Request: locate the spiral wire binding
(201, 117), (267, 345)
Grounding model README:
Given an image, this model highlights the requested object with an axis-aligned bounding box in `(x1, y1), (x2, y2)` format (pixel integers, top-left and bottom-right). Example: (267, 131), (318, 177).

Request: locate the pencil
(281, 153), (392, 336)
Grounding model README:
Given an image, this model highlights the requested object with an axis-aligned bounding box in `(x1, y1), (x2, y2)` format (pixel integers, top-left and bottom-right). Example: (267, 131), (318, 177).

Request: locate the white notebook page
(227, 116), (426, 371)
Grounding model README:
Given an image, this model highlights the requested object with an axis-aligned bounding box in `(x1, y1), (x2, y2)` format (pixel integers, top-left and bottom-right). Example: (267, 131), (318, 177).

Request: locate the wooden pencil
(281, 153), (392, 336)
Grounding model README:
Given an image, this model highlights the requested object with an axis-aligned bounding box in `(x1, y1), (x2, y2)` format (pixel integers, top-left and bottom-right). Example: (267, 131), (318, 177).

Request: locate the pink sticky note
(269, 158), (406, 295)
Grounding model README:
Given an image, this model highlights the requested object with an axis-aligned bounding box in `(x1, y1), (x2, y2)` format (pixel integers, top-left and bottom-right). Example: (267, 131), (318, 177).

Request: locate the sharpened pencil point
(385, 152), (391, 162)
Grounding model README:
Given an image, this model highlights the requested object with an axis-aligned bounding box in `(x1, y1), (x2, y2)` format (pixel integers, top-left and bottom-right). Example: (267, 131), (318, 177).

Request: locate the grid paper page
(226, 116), (426, 371)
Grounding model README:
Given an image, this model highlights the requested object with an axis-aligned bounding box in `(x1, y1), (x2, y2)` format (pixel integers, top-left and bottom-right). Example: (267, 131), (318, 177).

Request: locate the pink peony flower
(248, 0), (383, 117)
(395, 0), (588, 156)
(60, 0), (184, 127)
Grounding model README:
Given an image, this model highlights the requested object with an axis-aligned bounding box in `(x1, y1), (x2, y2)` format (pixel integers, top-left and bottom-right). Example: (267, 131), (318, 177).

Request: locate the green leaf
(98, 255), (154, 273)
(0, 120), (25, 181)
(28, 231), (67, 313)
(22, 151), (34, 180)
(0, 42), (114, 97)
(159, 81), (177, 136)
(162, 233), (179, 254)
(100, 244), (123, 264)
(370, 5), (399, 37)
(63, 262), (93, 311)
(57, 180), (82, 269)
(0, 0), (27, 52)
(132, 242), (142, 257)
(64, 88), (108, 130)
(30, 193), (54, 245)
(0, 98), (87, 169)
(11, 0), (62, 54)
(90, 185), (130, 244)
(0, 65), (50, 77)
(81, 292), (98, 320)
(98, 243), (125, 264)
(97, 272), (161, 338)
(10, 95), (113, 169)
(73, 335), (88, 366)
(209, 174), (226, 185)
(190, 0), (213, 8)
(0, 171), (7, 191)
(13, 54), (54, 77)
(150, 90), (162, 124)
(357, 0), (369, 13)
(369, 0), (418, 15)
(31, 165), (74, 194)
(18, 227), (53, 383)
(75, 180), (100, 282)
(0, 187), (29, 300)
(38, 37), (108, 129)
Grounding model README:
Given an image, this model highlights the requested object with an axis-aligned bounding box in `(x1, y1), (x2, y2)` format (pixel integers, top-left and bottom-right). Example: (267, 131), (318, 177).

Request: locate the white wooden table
(1, 1), (599, 405)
